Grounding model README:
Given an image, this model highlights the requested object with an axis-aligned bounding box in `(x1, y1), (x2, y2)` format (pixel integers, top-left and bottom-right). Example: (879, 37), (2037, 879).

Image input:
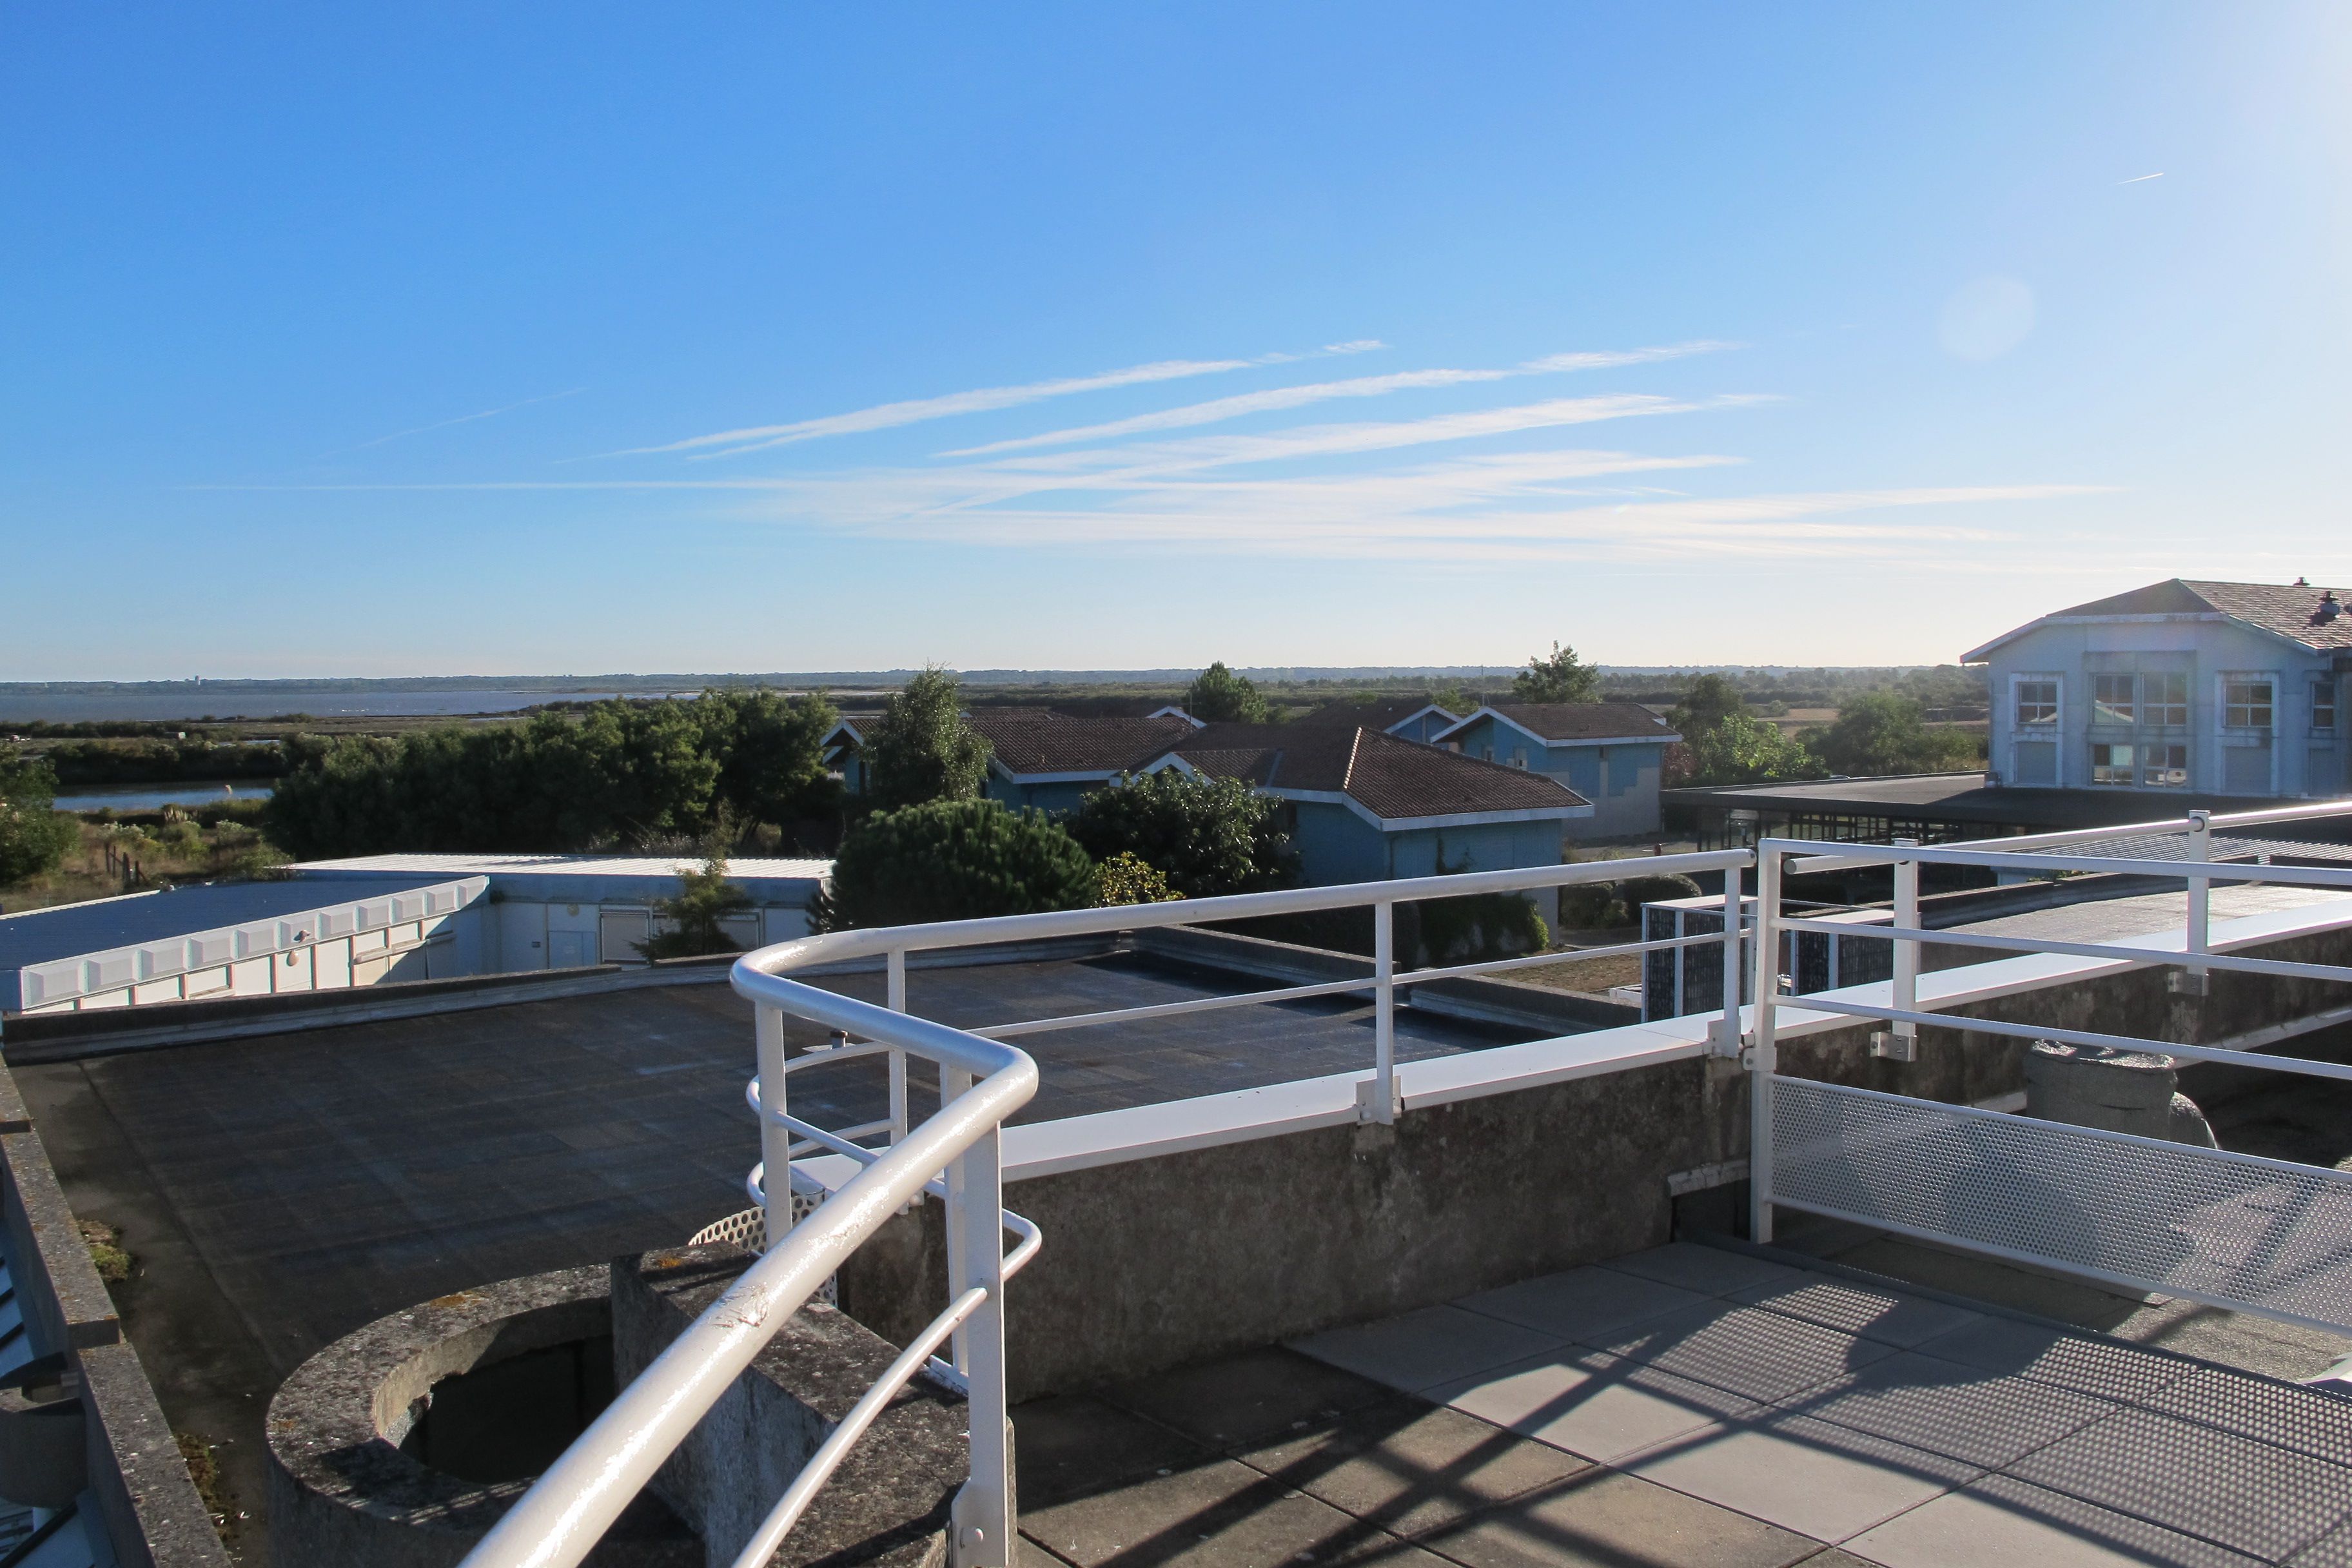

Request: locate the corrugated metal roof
(0, 874), (465, 974)
(290, 854), (832, 880)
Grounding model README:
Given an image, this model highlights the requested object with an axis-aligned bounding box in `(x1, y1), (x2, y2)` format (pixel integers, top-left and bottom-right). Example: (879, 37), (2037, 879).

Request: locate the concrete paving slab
(1842, 1474), (2266, 1568)
(1909, 1315), (2200, 1404)
(1291, 1305), (1567, 1396)
(1102, 1346), (1398, 1449)
(2142, 1366), (2352, 1467)
(2006, 1405), (2352, 1563)
(1771, 1350), (2119, 1471)
(1616, 1411), (1981, 1545)
(1017, 1455), (1411, 1568)
(1455, 1266), (1711, 1342)
(1231, 1402), (1587, 1539)
(1605, 1242), (1812, 1298)
(1730, 1278), (1984, 1350)
(1012, 1393), (1217, 1509)
(1426, 1349), (1762, 1466)
(1414, 1468), (1821, 1568)
(1578, 1302), (1898, 1405)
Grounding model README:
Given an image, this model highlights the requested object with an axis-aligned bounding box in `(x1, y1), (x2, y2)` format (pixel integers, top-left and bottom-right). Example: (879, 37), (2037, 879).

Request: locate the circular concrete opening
(268, 1266), (694, 1568)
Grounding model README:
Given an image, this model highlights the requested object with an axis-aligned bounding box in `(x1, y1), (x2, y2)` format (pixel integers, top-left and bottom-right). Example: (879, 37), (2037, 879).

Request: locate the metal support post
(948, 1131), (1012, 1568)
(939, 1058), (975, 1371)
(2175, 810), (2213, 995)
(1873, 841), (1921, 1061)
(755, 1003), (790, 1250)
(887, 949), (910, 1144)
(1713, 867), (1744, 1055)
(1360, 900), (1398, 1123)
(1747, 847), (1781, 1244)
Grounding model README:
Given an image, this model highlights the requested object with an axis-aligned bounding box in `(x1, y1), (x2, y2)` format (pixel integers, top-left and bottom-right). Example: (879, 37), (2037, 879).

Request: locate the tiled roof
(1170, 725), (1588, 820)
(2019, 579), (2352, 652)
(1295, 700), (1458, 732)
(965, 710), (1199, 775)
(1473, 703), (1679, 742)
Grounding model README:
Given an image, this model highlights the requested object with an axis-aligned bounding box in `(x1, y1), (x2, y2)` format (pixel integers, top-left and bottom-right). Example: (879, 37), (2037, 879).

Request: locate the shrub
(1416, 892), (1549, 966)
(0, 750), (78, 885)
(811, 799), (1095, 931)
(1097, 850), (1183, 906)
(1183, 662), (1268, 723)
(863, 668), (990, 810)
(1612, 872), (1704, 914)
(1068, 772), (1298, 899)
(638, 850), (756, 959)
(1555, 881), (1623, 930)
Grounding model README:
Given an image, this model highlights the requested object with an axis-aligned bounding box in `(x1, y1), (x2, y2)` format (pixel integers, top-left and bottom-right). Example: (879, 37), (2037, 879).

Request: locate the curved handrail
(459, 931), (1038, 1568)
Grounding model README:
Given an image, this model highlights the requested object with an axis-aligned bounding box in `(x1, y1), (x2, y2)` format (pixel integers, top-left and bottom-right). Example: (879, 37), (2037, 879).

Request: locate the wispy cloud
(620, 342), (1391, 462)
(327, 386), (588, 456)
(2117, 172), (2165, 184)
(946, 340), (1738, 456)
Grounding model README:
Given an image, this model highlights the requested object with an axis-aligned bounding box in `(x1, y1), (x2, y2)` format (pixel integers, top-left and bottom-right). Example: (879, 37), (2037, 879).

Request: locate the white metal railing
(1744, 801), (2352, 1333)
(458, 848), (1752, 1568)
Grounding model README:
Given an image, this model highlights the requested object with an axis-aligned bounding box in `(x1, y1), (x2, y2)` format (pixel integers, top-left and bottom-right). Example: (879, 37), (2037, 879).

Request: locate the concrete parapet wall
(843, 1055), (1744, 1403)
(1134, 925), (1636, 1035)
(0, 1062), (228, 1567)
(613, 1245), (963, 1568)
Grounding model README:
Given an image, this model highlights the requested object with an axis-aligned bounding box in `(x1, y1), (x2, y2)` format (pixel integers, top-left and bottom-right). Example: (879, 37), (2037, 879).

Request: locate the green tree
(863, 668), (992, 811)
(1096, 851), (1183, 906)
(1667, 673), (1747, 734)
(1067, 772), (1299, 898)
(0, 750), (79, 886)
(638, 849), (756, 960)
(1667, 711), (1822, 786)
(1806, 693), (1982, 777)
(1183, 662), (1268, 723)
(1511, 642), (1600, 704)
(810, 799), (1096, 931)
(697, 689), (841, 827)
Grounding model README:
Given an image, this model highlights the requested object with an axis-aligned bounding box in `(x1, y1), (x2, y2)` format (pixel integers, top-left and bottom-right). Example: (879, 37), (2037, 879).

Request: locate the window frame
(2090, 672), (2137, 727)
(2221, 673), (2277, 733)
(2313, 678), (2339, 737)
(2140, 743), (2189, 789)
(2088, 741), (2136, 786)
(2012, 673), (2062, 729)
(2143, 671), (2190, 729)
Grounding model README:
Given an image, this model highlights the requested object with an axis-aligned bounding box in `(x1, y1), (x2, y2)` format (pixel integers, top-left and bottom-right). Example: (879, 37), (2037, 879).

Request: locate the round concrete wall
(266, 1266), (696, 1568)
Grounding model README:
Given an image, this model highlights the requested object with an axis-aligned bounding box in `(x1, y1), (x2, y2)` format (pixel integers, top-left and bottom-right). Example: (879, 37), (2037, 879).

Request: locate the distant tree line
(263, 691), (841, 858)
(39, 738), (287, 786)
(1663, 674), (1981, 788)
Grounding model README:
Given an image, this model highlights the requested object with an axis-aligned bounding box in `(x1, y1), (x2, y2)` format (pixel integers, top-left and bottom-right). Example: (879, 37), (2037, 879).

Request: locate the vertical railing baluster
(1749, 845), (1781, 1244)
(1368, 900), (1396, 1123)
(1883, 838), (1921, 1061)
(948, 1132), (1012, 1568)
(887, 948), (909, 1144)
(2184, 810), (2211, 995)
(756, 1002), (790, 1250)
(940, 1057), (975, 1372)
(1716, 865), (1743, 1055)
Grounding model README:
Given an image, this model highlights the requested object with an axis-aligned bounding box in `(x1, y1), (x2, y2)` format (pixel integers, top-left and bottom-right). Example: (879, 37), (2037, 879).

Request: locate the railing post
(2177, 810), (2212, 995)
(1873, 839), (1921, 1061)
(756, 1002), (790, 1250)
(1747, 845), (1781, 1244)
(940, 1057), (975, 1371)
(948, 1131), (1013, 1568)
(1713, 865), (1743, 1055)
(887, 948), (910, 1145)
(1360, 899), (1398, 1124)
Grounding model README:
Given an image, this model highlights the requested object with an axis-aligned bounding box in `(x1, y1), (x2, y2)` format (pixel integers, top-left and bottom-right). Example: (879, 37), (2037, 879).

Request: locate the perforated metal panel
(1770, 1075), (2352, 1334)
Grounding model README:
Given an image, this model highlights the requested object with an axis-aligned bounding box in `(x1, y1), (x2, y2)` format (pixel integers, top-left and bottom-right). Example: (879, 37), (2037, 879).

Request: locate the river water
(0, 687), (707, 723)
(52, 783), (277, 812)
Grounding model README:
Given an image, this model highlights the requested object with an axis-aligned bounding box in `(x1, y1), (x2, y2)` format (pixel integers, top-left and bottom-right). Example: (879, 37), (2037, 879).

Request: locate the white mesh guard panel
(1770, 1076), (2352, 1335)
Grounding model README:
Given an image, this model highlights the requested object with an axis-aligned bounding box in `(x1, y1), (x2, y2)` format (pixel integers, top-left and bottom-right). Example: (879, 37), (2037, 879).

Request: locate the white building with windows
(1965, 578), (2351, 800)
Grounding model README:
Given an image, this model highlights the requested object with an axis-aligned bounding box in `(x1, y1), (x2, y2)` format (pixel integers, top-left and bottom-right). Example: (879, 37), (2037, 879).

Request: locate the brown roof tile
(1473, 702), (1678, 742)
(964, 710), (1198, 774)
(1172, 724), (1588, 820)
(2035, 578), (2352, 651)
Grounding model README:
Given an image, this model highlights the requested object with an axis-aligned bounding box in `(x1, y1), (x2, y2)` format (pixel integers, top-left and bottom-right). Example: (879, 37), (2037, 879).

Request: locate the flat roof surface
(291, 852), (832, 880)
(0, 875), (459, 971)
(1666, 774), (2319, 830)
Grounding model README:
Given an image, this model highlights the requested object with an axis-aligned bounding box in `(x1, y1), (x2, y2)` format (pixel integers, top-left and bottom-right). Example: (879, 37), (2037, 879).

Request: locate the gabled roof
(1432, 702), (1680, 746)
(964, 710), (1199, 776)
(1963, 578), (2352, 662)
(1161, 724), (1589, 823)
(1295, 700), (1462, 734)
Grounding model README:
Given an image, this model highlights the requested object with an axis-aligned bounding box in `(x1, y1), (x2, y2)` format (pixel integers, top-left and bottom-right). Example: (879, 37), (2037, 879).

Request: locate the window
(2315, 680), (2338, 736)
(2223, 677), (2275, 731)
(2092, 674), (2135, 725)
(2089, 743), (2135, 785)
(2141, 744), (2189, 787)
(2015, 678), (2060, 727)
(1511, 747), (1527, 769)
(2145, 672), (2189, 728)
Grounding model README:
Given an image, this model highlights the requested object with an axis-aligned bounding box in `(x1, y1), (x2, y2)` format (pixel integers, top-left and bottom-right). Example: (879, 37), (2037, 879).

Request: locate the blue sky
(5, 4), (2349, 679)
